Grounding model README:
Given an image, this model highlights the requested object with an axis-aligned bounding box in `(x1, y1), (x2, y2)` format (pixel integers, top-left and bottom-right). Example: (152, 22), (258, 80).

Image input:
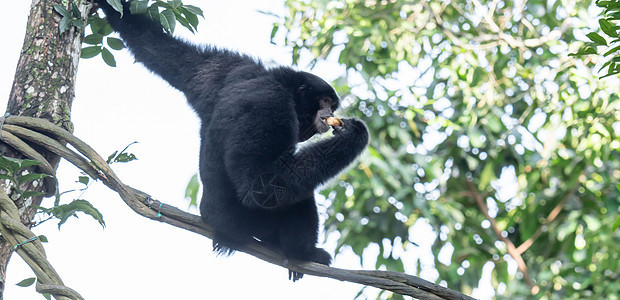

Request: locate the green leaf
(106, 151), (118, 164)
(114, 152), (137, 163)
(88, 16), (105, 34)
(586, 32), (608, 46)
(0, 174), (16, 184)
(107, 0), (124, 17)
(38, 235), (48, 243)
(43, 294), (51, 300)
(16, 277), (36, 287)
(599, 19), (619, 37)
(55, 199), (106, 229)
(146, 3), (160, 21)
(613, 217), (620, 231)
(603, 44), (620, 56)
(84, 34), (103, 45)
(71, 2), (81, 18)
(160, 9), (176, 34)
(105, 142), (139, 164)
(270, 23), (279, 43)
(106, 37), (125, 50)
(168, 0), (182, 8)
(81, 46), (102, 59)
(17, 173), (51, 185)
(52, 4), (70, 18)
(78, 176), (90, 185)
(185, 173), (200, 208)
(72, 19), (85, 30)
(19, 159), (42, 169)
(59, 16), (72, 34)
(470, 66), (484, 86)
(569, 46), (598, 56)
(101, 47), (117, 67)
(100, 23), (114, 36)
(173, 12), (194, 33)
(182, 5), (204, 17)
(179, 7), (199, 30)
(129, 0), (149, 14)
(0, 157), (25, 173)
(478, 162), (496, 190)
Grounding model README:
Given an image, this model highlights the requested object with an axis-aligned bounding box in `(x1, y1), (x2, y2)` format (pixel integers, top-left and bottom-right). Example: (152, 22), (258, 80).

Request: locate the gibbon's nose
(319, 112), (334, 119)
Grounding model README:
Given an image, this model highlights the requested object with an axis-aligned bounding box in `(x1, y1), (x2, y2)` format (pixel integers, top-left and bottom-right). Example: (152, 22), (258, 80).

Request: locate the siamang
(94, 0), (369, 280)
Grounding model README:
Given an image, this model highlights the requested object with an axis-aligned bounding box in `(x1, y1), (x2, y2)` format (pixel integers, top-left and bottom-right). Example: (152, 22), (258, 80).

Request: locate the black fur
(94, 0), (368, 279)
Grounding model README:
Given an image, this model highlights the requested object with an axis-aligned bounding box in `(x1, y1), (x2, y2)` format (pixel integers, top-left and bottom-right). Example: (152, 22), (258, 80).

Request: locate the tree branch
(0, 189), (83, 300)
(515, 183), (579, 254)
(465, 180), (540, 295)
(0, 116), (476, 300)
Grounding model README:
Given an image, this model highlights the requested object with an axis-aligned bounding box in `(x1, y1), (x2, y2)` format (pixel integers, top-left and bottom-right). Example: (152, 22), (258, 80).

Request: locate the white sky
(0, 1), (371, 299)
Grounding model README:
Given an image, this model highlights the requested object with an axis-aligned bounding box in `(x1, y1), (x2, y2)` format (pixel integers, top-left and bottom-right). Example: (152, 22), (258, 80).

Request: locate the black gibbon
(94, 0), (369, 280)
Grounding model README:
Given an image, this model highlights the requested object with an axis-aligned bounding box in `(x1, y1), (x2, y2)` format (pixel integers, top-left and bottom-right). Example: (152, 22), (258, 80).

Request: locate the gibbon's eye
(319, 97), (332, 108)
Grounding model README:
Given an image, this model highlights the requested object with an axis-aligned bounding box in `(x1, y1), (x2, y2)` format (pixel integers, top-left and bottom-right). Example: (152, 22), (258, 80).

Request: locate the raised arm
(93, 0), (204, 93)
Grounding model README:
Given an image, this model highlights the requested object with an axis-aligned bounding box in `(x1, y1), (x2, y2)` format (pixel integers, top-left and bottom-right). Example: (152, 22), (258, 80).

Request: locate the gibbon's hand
(333, 118), (369, 146)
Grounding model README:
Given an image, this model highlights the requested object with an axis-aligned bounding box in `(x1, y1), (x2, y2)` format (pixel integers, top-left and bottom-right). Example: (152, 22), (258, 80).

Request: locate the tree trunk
(0, 0), (90, 297)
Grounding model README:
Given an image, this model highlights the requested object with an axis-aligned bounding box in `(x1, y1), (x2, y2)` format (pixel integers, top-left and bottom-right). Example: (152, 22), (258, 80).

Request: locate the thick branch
(0, 189), (83, 300)
(1, 116), (476, 300)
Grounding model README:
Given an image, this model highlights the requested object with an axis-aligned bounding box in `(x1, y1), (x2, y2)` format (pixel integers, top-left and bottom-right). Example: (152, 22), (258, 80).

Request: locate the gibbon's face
(296, 75), (340, 141)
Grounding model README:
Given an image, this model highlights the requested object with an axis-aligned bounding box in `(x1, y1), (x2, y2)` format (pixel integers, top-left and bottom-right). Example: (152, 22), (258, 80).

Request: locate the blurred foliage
(274, 0), (620, 298)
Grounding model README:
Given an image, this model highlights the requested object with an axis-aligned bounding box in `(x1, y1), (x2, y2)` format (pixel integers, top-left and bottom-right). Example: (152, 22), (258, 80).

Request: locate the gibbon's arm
(94, 0), (204, 94)
(227, 119), (369, 209)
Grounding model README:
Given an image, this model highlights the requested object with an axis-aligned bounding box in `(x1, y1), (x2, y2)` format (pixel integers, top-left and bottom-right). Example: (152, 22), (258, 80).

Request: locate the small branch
(465, 181), (539, 295)
(0, 115), (477, 300)
(515, 183), (579, 254)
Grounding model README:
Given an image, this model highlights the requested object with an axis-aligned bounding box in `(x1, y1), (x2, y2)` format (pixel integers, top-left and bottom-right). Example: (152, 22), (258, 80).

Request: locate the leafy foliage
(53, 3), (85, 34)
(33, 142), (138, 229)
(275, 0), (620, 298)
(106, 141), (138, 164)
(0, 156), (51, 199)
(37, 199), (105, 229)
(571, 0), (620, 78)
(83, 0), (204, 66)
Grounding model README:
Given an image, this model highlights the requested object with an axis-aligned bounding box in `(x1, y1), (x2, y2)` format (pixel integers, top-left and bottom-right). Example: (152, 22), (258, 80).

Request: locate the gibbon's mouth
(316, 118), (331, 133)
(317, 112), (336, 133)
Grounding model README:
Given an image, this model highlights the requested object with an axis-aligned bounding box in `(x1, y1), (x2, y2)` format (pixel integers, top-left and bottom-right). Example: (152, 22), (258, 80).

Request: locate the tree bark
(0, 0), (90, 297)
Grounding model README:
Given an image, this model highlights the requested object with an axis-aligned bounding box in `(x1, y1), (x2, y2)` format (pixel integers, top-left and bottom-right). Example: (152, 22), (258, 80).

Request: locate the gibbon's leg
(279, 198), (332, 280)
(277, 198), (331, 281)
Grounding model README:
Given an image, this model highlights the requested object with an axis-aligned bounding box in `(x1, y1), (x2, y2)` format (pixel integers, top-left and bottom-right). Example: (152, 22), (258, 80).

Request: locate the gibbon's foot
(286, 247), (332, 281)
(289, 270), (304, 282)
(212, 232), (250, 257)
(309, 247), (333, 265)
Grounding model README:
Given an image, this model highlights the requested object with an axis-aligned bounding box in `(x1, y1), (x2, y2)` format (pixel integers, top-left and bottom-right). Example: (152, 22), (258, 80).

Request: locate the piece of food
(325, 116), (344, 127)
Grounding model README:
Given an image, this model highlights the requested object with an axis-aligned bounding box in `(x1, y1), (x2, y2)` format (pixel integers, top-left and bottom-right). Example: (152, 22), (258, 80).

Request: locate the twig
(465, 180), (539, 295)
(1, 116), (476, 300)
(515, 183), (579, 254)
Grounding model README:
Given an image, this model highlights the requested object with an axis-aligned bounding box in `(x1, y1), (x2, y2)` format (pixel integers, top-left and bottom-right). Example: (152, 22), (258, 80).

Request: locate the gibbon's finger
(324, 116), (344, 127)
